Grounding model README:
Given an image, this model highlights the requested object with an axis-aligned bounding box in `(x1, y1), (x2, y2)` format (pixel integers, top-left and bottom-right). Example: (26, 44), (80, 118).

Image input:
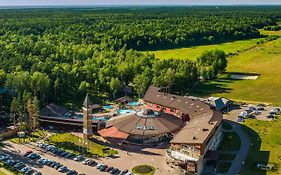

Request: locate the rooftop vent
(193, 136), (197, 140)
(203, 128), (209, 132)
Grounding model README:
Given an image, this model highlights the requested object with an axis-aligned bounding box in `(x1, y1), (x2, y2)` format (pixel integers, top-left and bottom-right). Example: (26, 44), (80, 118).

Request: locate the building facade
(143, 86), (223, 174)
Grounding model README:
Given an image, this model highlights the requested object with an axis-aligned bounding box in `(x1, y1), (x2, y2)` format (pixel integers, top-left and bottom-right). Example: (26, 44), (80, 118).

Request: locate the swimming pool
(72, 113), (109, 122)
(118, 109), (135, 115)
(127, 101), (142, 106)
(103, 105), (113, 109)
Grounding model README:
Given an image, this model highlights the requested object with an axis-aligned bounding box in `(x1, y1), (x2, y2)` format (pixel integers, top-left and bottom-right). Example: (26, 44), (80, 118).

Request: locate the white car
(82, 158), (90, 164)
(73, 155), (84, 161)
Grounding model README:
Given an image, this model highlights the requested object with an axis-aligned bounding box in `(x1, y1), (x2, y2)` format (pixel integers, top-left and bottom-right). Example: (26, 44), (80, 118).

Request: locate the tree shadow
(188, 79), (235, 97)
(240, 124), (271, 175)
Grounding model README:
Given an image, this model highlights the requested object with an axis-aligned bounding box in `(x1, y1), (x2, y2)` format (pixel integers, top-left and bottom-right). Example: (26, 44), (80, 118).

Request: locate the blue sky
(0, 0), (280, 6)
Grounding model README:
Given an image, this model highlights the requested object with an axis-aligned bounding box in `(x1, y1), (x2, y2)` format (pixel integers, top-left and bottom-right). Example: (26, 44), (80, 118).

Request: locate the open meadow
(150, 38), (263, 60)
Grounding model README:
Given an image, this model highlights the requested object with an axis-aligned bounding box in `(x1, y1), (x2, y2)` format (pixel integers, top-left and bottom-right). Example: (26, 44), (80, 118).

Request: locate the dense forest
(0, 6), (281, 109)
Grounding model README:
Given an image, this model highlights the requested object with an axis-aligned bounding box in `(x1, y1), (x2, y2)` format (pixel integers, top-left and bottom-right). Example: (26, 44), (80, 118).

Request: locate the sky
(0, 0), (281, 6)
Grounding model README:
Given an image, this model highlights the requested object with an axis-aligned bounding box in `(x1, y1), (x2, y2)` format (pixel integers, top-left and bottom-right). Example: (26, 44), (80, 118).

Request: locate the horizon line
(1, 4), (281, 7)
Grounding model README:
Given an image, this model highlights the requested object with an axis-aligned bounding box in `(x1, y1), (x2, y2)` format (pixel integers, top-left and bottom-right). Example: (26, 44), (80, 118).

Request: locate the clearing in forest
(150, 38), (263, 60)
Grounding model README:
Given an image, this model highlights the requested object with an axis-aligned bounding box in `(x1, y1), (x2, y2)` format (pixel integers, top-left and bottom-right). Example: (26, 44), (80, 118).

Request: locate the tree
(10, 97), (20, 127)
(133, 69), (152, 97)
(109, 77), (122, 98)
(27, 96), (40, 132)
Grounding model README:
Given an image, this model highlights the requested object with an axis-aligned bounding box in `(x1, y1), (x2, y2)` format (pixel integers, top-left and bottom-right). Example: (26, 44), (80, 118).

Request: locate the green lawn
(189, 31), (281, 106)
(0, 171), (7, 175)
(222, 122), (233, 131)
(219, 132), (241, 151)
(219, 153), (236, 161)
(46, 133), (117, 157)
(241, 118), (281, 175)
(149, 38), (263, 60)
(9, 130), (47, 144)
(217, 162), (232, 173)
(132, 165), (156, 175)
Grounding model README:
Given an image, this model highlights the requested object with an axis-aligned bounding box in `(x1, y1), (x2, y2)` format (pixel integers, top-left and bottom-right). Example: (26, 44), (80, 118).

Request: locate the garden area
(9, 130), (47, 144)
(46, 133), (117, 157)
(219, 132), (241, 151)
(132, 165), (156, 175)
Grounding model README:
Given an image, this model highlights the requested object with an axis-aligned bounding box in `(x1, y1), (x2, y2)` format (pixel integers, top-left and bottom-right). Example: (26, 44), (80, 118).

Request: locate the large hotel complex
(38, 86), (223, 174)
(100, 86), (223, 174)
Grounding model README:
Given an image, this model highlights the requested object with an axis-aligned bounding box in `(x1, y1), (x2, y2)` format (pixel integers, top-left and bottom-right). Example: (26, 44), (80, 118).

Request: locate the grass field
(241, 119), (281, 175)
(46, 133), (117, 157)
(189, 31), (281, 105)
(0, 171), (6, 175)
(150, 38), (263, 60)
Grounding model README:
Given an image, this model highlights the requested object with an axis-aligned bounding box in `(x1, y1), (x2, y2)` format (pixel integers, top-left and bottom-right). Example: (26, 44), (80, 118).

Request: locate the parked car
(257, 163), (276, 171)
(87, 160), (97, 166)
(32, 171), (42, 175)
(20, 166), (32, 173)
(14, 162), (25, 170)
(121, 170), (129, 175)
(82, 158), (90, 165)
(100, 165), (108, 171)
(237, 117), (245, 122)
(97, 163), (105, 169)
(23, 151), (33, 157)
(0, 154), (10, 161)
(58, 166), (68, 173)
(105, 166), (113, 172)
(67, 170), (78, 175)
(27, 153), (40, 160)
(73, 155), (84, 161)
(267, 114), (274, 119)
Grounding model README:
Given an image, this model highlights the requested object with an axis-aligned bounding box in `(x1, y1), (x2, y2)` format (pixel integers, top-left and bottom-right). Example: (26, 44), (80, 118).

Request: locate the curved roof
(143, 86), (223, 144)
(112, 111), (184, 136)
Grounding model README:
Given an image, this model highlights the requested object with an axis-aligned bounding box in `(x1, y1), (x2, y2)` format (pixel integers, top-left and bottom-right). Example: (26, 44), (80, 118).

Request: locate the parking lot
(1, 140), (177, 175)
(1, 141), (129, 175)
(224, 104), (280, 122)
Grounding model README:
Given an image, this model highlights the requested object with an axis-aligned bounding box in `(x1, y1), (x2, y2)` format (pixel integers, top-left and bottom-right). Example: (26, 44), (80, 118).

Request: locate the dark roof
(112, 111), (184, 136)
(83, 94), (92, 107)
(115, 96), (133, 103)
(143, 86), (213, 118)
(143, 86), (223, 144)
(40, 103), (68, 117)
(91, 104), (101, 109)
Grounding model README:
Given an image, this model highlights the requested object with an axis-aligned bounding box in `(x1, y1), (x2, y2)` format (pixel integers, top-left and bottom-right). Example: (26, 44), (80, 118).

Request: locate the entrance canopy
(98, 126), (129, 145)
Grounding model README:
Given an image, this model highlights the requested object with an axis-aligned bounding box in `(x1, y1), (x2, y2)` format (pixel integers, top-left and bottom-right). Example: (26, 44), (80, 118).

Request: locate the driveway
(220, 120), (250, 175)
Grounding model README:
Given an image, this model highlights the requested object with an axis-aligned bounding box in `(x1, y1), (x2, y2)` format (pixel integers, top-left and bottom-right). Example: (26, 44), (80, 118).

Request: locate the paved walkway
(221, 120), (250, 175)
